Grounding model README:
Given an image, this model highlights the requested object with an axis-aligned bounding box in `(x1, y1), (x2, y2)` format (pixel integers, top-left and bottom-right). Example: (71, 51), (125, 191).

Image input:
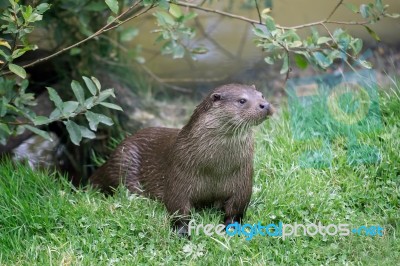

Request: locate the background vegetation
(0, 84), (399, 264)
(0, 0), (399, 180)
(0, 0), (399, 264)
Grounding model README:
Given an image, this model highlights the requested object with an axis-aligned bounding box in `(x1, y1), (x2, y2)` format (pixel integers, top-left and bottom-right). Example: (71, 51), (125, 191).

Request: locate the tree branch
(103, 5), (154, 33)
(326, 0), (344, 21)
(0, 0), (150, 76)
(254, 0), (262, 24)
(174, 0), (370, 30)
(0, 0), (382, 77)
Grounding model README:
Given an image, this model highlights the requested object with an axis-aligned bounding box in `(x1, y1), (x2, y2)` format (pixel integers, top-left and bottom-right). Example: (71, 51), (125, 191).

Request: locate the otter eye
(239, 99), (247, 104)
(262, 95), (265, 99)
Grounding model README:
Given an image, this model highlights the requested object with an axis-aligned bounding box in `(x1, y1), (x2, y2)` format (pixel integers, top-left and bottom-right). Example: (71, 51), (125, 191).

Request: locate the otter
(89, 84), (273, 234)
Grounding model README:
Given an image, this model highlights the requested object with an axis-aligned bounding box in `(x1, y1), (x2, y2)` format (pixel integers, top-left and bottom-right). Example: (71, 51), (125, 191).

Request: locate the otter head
(190, 84), (273, 135)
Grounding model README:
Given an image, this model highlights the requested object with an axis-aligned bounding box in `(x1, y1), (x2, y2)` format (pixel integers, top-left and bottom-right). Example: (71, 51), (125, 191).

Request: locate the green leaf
(49, 109), (61, 120)
(317, 36), (331, 45)
(135, 56), (145, 64)
(62, 101), (79, 116)
(173, 44), (185, 59)
(33, 116), (50, 126)
(0, 49), (10, 61)
(22, 5), (33, 22)
(289, 41), (302, 48)
(97, 114), (113, 126)
(158, 0), (170, 10)
(8, 64), (26, 79)
(84, 2), (107, 12)
(280, 29), (300, 42)
(360, 4), (370, 18)
(0, 97), (8, 117)
(375, 0), (383, 12)
(253, 27), (270, 38)
(84, 97), (95, 109)
(351, 38), (363, 55)
(107, 15), (116, 24)
(98, 88), (116, 102)
(155, 11), (175, 26)
(80, 126), (96, 139)
(385, 13), (400, 19)
(311, 27), (319, 43)
(120, 28), (139, 42)
(264, 15), (276, 32)
(142, 0), (154, 6)
(26, 12), (43, 23)
(71, 80), (85, 105)
(182, 11), (197, 22)
(47, 87), (63, 110)
(99, 102), (123, 111)
(0, 123), (11, 134)
(35, 3), (50, 14)
(344, 3), (359, 13)
(70, 48), (81, 56)
(85, 111), (113, 131)
(91, 76), (101, 92)
(12, 48), (29, 60)
(169, 4), (183, 18)
(364, 26), (381, 41)
(24, 125), (53, 141)
(64, 120), (82, 145)
(294, 54), (308, 69)
(105, 0), (119, 14)
(264, 56), (274, 65)
(0, 39), (11, 50)
(280, 53), (289, 74)
(191, 47), (209, 54)
(312, 51), (332, 68)
(85, 111), (100, 131)
(82, 76), (97, 96)
(326, 50), (343, 61)
(358, 59), (372, 69)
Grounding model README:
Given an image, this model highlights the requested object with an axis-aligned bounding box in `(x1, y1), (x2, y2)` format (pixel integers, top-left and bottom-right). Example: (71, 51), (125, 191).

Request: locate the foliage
(0, 86), (399, 264)
(153, 3), (207, 59)
(0, 0), (399, 147)
(0, 0), (122, 146)
(0, 0), (50, 78)
(253, 0), (399, 73)
(0, 73), (121, 145)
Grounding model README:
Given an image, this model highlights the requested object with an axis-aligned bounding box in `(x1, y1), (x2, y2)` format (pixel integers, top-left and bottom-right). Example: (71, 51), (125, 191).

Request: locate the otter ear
(211, 93), (222, 102)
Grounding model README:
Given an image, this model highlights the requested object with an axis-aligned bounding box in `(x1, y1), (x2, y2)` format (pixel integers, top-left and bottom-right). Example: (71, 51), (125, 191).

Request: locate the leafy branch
(0, 1), (128, 145)
(0, 0), (153, 75)
(251, 0), (399, 77)
(4, 0), (397, 78)
(0, 76), (122, 145)
(0, 1), (50, 77)
(0, 0), (399, 147)
(173, 0), (398, 29)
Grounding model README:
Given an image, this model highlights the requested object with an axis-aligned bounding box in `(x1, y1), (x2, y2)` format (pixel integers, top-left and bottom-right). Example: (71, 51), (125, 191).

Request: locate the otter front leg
(223, 197), (248, 226)
(223, 180), (252, 226)
(164, 194), (192, 236)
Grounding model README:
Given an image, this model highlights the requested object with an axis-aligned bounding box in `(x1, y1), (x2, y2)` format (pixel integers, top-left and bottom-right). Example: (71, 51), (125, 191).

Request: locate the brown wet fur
(89, 84), (273, 234)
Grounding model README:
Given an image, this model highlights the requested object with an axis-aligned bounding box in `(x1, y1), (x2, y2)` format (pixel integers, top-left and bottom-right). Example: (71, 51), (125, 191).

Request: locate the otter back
(89, 127), (179, 198)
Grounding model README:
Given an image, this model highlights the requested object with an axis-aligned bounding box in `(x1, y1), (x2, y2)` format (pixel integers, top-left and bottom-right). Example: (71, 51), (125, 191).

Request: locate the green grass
(1, 87), (399, 265)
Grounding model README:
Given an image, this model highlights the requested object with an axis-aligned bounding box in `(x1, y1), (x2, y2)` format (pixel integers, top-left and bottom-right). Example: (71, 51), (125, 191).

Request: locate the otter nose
(259, 102), (270, 110)
(259, 102), (274, 116)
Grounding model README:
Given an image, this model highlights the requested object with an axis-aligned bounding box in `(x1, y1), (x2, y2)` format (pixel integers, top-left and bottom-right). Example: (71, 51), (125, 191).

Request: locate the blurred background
(129, 0), (400, 84)
(1, 0), (399, 183)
